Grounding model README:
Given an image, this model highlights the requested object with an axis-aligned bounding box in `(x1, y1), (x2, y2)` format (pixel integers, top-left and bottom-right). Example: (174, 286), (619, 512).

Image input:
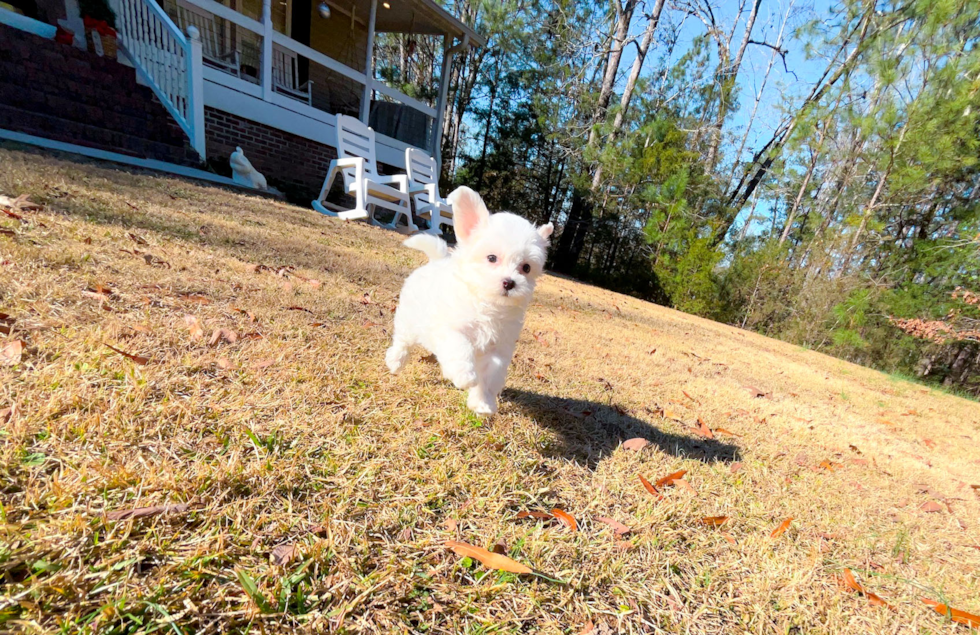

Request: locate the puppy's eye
(521, 263), (531, 274)
(487, 255), (497, 263)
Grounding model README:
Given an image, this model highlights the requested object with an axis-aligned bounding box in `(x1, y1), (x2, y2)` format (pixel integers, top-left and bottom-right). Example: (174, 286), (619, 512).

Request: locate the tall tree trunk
(703, 0), (761, 173)
(475, 63), (500, 190)
(554, 0), (638, 273)
(590, 0), (666, 191)
(586, 0), (640, 148)
(779, 120), (829, 245)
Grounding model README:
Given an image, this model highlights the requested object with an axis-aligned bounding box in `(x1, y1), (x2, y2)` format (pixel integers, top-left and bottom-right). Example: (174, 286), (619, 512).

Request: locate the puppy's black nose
(502, 278), (516, 291)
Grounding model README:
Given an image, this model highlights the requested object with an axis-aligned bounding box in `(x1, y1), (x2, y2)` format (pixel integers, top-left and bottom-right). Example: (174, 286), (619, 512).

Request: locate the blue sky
(650, 0), (836, 236)
(611, 0), (837, 236)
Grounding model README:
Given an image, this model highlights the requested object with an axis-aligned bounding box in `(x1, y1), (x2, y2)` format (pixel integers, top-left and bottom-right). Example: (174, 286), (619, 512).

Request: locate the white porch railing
(172, 0), (438, 153)
(116, 0), (206, 158)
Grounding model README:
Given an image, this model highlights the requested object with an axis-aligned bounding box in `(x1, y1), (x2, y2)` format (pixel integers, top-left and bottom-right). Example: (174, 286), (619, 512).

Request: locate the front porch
(157, 0), (481, 175)
(1, 0), (481, 201)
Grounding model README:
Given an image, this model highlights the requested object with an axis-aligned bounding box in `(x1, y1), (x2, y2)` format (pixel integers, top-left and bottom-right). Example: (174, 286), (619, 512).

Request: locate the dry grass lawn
(1, 144), (979, 634)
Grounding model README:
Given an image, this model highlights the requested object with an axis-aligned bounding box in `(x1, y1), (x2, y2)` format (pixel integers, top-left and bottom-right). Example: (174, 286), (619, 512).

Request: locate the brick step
(0, 104), (198, 166)
(0, 82), (189, 146)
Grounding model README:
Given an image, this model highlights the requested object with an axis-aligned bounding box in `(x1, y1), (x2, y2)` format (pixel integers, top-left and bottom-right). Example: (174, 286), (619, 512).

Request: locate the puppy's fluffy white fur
(386, 186), (553, 415)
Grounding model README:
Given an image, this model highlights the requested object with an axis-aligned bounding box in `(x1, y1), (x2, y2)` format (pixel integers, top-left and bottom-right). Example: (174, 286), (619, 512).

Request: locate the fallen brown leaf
(841, 569), (893, 609)
(287, 306), (314, 314)
(770, 517), (793, 539)
(293, 274), (321, 288)
(730, 462), (743, 474)
(445, 540), (533, 574)
(515, 510), (554, 521)
(128, 232), (148, 245)
(550, 508), (578, 531)
(105, 344), (149, 365)
(0, 403), (19, 424)
(692, 418), (714, 439)
(744, 385), (769, 398)
(105, 503), (189, 521)
(179, 293), (211, 304)
(920, 501), (943, 513)
(721, 532), (736, 545)
(85, 284), (115, 298)
(216, 357), (235, 370)
(0, 193), (43, 211)
(673, 478), (698, 495)
(209, 329), (238, 346)
(184, 315), (204, 340)
(715, 427), (740, 437)
(639, 475), (663, 499)
(922, 598), (980, 628)
(701, 516), (730, 527)
(1, 339), (24, 366)
(622, 437), (650, 451)
(595, 517), (630, 537)
(252, 358), (275, 370)
(232, 307), (257, 321)
(270, 543), (298, 566)
(655, 470), (688, 488)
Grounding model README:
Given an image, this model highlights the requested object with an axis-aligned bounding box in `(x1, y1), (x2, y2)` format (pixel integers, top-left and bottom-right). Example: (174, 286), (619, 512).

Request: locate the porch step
(0, 24), (199, 166)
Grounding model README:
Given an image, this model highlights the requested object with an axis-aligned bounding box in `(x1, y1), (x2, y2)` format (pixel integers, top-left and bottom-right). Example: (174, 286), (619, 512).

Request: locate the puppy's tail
(403, 234), (449, 262)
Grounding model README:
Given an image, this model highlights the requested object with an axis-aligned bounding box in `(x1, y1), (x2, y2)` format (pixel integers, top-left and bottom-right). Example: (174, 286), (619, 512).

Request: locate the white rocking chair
(405, 147), (453, 236)
(312, 115), (416, 233)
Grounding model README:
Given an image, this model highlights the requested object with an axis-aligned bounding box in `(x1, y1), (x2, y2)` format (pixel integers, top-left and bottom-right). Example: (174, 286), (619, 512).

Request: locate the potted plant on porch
(79, 0), (117, 58)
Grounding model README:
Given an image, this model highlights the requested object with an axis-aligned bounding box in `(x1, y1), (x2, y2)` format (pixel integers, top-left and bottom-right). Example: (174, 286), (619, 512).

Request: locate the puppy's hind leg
(386, 331), (412, 374)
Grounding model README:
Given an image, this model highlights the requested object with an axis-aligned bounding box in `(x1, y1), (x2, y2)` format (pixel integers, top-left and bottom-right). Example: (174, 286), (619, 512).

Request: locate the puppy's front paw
(467, 389), (497, 416)
(385, 345), (408, 374)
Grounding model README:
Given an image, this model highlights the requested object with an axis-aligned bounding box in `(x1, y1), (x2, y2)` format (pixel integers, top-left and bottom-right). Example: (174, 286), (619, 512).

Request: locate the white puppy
(386, 186), (554, 415)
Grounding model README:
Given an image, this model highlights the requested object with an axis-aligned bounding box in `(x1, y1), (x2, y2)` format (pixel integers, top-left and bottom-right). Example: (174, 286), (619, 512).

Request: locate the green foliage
(449, 0), (980, 394)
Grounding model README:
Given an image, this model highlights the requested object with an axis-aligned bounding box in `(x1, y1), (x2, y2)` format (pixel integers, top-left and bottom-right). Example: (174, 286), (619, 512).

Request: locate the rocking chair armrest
(333, 157), (364, 169)
(376, 174), (409, 189)
(423, 183), (444, 203)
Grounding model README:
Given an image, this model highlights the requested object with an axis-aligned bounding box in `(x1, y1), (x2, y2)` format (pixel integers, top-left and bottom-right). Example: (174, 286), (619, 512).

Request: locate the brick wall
(0, 24), (199, 166)
(204, 108), (399, 204)
(203, 107), (338, 202)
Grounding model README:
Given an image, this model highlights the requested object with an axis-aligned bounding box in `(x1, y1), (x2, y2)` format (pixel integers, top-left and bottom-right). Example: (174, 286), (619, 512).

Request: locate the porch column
(434, 34), (468, 177)
(359, 0), (378, 124)
(261, 0), (274, 100)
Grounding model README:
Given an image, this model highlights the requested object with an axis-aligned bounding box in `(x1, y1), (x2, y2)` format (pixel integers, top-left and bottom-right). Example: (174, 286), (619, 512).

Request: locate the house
(0, 0), (483, 200)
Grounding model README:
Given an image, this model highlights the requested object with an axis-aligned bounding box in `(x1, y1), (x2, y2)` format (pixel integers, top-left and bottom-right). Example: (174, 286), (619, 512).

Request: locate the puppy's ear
(537, 222), (554, 241)
(448, 186), (489, 246)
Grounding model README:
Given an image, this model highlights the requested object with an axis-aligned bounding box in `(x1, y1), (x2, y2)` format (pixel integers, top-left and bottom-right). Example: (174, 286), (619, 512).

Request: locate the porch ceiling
(332, 0), (485, 47)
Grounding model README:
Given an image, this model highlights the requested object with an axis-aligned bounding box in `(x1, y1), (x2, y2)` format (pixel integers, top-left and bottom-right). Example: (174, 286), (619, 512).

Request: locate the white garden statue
(230, 147), (268, 190)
